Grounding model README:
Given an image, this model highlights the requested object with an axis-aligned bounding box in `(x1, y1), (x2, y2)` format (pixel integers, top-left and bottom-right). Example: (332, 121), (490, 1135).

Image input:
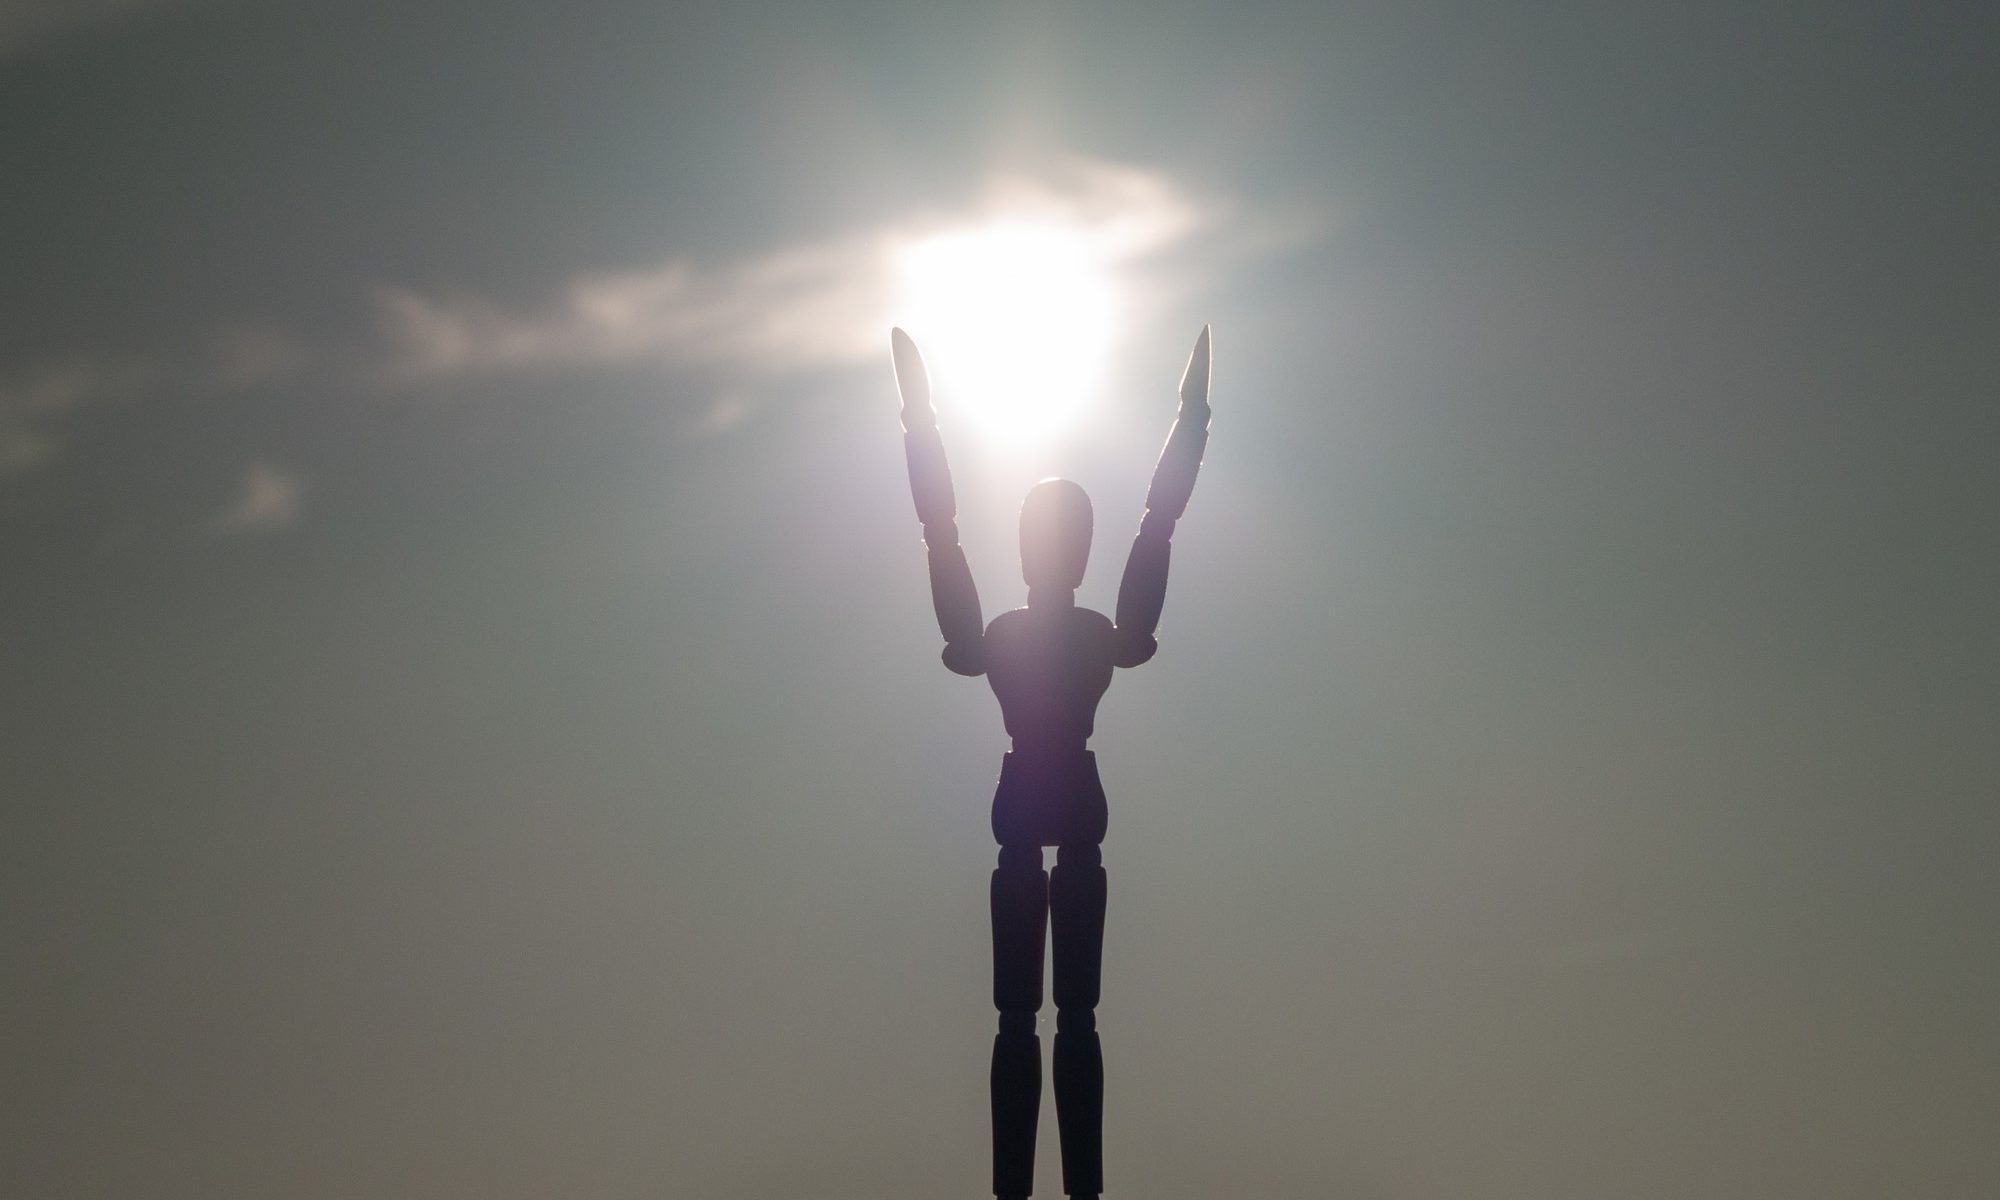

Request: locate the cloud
(373, 239), (893, 381)
(372, 160), (1225, 387)
(0, 361), (150, 475)
(211, 460), (302, 535)
(0, 326), (306, 480)
(0, 0), (180, 56)
(205, 325), (310, 389)
(0, 159), (1319, 503)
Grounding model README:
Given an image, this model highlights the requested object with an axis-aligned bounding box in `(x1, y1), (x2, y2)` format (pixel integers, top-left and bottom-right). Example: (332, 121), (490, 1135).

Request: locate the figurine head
(1020, 477), (1092, 595)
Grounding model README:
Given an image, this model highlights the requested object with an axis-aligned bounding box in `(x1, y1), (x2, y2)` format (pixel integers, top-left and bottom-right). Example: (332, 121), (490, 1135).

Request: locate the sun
(892, 220), (1118, 446)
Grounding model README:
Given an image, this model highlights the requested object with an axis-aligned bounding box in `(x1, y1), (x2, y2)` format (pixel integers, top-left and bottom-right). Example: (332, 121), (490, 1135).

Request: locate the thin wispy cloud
(0, 0), (181, 56)
(205, 326), (310, 390)
(0, 331), (300, 479)
(210, 460), (302, 535)
(0, 361), (151, 475)
(372, 239), (893, 381)
(0, 160), (1318, 495)
(372, 160), (1251, 386)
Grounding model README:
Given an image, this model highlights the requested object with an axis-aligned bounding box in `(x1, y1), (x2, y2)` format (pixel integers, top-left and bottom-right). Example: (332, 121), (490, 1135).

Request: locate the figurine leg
(991, 844), (1048, 1199)
(1049, 843), (1106, 1199)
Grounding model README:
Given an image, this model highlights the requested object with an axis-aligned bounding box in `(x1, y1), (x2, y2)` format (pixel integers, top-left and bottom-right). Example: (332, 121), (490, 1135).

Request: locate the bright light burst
(893, 221), (1117, 445)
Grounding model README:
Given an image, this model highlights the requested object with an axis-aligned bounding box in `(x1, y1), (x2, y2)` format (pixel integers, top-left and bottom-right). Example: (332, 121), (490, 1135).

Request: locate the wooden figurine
(894, 326), (1213, 1200)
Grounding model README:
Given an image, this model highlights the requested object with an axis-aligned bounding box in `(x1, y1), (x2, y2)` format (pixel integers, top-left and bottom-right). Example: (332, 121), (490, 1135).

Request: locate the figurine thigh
(991, 845), (1048, 1013)
(1049, 844), (1105, 1012)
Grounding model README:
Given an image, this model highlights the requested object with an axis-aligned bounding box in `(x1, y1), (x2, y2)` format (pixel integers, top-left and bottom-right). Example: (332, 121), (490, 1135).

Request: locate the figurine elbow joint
(1112, 631), (1157, 668)
(942, 641), (987, 677)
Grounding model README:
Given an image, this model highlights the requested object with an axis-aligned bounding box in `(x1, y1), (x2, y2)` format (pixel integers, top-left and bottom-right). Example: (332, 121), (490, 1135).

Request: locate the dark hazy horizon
(4, 2), (1996, 1197)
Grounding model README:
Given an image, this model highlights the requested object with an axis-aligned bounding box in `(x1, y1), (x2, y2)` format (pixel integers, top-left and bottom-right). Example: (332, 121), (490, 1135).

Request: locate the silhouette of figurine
(893, 325), (1213, 1200)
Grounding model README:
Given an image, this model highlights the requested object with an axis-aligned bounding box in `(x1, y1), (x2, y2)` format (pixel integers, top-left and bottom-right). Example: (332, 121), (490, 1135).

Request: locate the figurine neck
(1026, 585), (1076, 610)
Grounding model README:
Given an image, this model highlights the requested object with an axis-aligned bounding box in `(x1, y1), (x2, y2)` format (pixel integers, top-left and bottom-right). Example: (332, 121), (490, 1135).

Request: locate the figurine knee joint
(1055, 844), (1100, 868)
(997, 845), (1044, 872)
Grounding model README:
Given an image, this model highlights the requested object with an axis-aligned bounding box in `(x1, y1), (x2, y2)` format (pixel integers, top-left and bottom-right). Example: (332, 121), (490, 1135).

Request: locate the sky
(3, 2), (1997, 1196)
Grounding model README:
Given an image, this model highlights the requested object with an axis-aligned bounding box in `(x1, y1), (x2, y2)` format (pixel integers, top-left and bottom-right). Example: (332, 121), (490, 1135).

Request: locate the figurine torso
(984, 603), (1116, 847)
(984, 603), (1117, 749)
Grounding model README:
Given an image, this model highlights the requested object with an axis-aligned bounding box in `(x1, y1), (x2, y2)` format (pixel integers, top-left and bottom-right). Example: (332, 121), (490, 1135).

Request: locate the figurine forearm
(1114, 327), (1212, 667)
(925, 530), (987, 675)
(895, 328), (988, 676)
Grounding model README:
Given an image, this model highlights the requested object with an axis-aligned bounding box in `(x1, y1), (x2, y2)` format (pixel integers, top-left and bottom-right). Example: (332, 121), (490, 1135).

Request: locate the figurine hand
(1177, 324), (1212, 419)
(892, 327), (936, 430)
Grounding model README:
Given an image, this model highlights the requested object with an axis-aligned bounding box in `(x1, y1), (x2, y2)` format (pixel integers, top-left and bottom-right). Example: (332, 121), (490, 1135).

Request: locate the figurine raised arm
(1114, 324), (1213, 667)
(894, 327), (988, 677)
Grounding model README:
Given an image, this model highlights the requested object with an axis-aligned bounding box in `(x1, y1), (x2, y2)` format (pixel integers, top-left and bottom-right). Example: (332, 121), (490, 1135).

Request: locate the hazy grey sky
(5, 2), (1996, 1197)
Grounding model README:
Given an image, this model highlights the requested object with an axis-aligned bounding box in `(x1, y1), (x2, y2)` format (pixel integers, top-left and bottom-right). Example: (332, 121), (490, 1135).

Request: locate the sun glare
(893, 221), (1117, 446)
